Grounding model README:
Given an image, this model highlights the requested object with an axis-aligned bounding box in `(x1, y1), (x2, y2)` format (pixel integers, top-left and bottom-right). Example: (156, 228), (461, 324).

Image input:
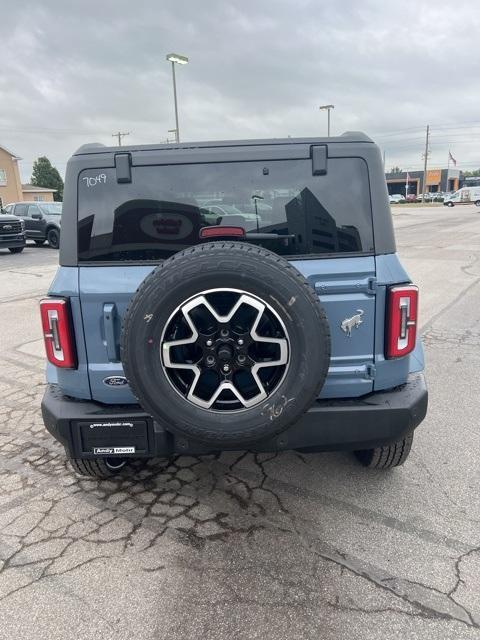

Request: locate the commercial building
(463, 176), (480, 187)
(385, 168), (461, 197)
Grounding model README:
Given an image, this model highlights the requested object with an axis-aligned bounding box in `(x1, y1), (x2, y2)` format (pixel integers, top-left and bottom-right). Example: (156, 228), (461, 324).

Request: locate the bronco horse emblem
(340, 309), (364, 337)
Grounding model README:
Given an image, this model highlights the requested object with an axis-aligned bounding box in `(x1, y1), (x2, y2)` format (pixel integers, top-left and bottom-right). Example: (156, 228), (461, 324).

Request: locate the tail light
(40, 298), (77, 368)
(386, 285), (418, 359)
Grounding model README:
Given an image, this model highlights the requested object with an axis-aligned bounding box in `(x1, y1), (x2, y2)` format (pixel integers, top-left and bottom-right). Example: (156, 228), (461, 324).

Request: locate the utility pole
(421, 125), (430, 203)
(112, 131), (130, 146)
(171, 61), (179, 142)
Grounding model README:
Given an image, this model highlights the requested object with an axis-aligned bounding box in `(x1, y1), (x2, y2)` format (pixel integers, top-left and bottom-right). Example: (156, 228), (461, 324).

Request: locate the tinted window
(14, 204), (28, 217)
(78, 158), (373, 262)
(28, 205), (42, 216)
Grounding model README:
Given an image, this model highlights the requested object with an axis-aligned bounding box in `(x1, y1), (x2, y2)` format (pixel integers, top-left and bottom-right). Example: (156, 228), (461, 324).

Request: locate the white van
(444, 187), (480, 207)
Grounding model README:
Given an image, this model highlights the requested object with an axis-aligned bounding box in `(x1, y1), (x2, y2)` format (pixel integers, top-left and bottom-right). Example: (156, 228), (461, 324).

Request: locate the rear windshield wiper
(245, 232), (296, 240)
(199, 226), (295, 242)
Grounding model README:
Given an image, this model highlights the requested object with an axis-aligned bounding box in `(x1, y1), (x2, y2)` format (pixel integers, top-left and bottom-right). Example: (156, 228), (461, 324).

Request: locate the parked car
(405, 194), (417, 202)
(40, 133), (427, 479)
(416, 193), (434, 202)
(389, 194), (405, 203)
(443, 187), (480, 207)
(0, 209), (26, 253)
(2, 201), (62, 248)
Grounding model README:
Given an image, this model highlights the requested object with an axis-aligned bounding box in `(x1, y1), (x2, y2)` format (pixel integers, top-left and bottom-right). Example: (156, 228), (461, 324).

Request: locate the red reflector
(386, 285), (418, 359)
(199, 226), (246, 239)
(40, 298), (77, 368)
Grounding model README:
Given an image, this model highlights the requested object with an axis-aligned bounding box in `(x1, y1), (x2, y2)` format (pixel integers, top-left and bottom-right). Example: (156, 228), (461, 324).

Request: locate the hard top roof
(74, 131), (373, 156)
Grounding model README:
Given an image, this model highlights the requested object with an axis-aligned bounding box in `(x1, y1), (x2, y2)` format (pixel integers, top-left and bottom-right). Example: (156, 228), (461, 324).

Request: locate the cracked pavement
(0, 212), (479, 640)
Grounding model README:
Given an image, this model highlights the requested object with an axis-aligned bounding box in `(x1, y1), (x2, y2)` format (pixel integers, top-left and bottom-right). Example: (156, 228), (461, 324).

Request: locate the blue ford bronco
(40, 133), (427, 478)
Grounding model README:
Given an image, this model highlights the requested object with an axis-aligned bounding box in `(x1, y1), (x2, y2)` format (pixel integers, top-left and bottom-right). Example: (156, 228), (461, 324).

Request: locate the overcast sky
(1, 0), (479, 181)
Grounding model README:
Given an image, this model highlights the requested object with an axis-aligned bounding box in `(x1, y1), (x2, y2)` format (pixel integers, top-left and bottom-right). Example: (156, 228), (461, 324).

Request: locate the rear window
(77, 157), (374, 262)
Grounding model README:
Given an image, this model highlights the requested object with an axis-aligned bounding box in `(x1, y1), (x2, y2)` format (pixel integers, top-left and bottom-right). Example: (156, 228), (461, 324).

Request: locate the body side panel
(292, 256), (376, 398)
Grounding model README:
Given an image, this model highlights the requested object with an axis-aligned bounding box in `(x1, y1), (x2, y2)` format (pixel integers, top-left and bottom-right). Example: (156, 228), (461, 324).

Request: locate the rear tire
(354, 433), (413, 469)
(474, 200), (480, 207)
(9, 247), (24, 253)
(446, 201), (454, 207)
(47, 228), (60, 249)
(69, 457), (128, 478)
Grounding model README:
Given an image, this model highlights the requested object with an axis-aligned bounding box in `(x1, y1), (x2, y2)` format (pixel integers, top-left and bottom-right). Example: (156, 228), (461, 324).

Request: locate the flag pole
(446, 150), (450, 193)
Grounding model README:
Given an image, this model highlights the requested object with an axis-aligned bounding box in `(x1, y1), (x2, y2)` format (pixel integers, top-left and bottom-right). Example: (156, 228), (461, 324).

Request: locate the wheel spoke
(187, 379), (267, 409)
(162, 304), (199, 371)
(250, 306), (289, 362)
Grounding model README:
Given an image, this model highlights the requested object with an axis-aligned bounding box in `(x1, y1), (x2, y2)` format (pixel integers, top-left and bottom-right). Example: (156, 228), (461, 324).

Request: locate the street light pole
(319, 104), (335, 136)
(170, 61), (179, 143)
(166, 53), (189, 144)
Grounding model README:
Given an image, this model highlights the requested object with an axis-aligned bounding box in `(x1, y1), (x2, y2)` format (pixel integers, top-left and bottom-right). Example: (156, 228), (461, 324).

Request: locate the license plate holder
(75, 419), (149, 456)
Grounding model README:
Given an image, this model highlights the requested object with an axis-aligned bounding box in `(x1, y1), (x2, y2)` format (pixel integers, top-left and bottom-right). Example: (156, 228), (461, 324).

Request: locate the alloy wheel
(160, 289), (290, 412)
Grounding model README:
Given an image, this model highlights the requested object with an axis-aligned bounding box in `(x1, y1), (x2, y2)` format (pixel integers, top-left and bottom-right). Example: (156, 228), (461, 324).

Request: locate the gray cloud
(1, 0), (479, 179)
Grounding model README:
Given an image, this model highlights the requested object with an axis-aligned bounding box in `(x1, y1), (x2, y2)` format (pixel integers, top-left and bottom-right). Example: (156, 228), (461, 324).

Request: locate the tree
(31, 157), (64, 201)
(463, 169), (480, 177)
(389, 166), (402, 175)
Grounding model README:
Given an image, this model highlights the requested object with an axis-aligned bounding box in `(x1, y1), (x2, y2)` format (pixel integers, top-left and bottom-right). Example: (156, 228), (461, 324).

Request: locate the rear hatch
(77, 145), (377, 403)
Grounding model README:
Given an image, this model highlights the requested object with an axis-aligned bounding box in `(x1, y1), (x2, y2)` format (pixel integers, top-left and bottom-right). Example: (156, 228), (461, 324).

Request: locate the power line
(430, 120), (480, 130)
(374, 128), (425, 139)
(376, 132), (480, 146)
(375, 120), (480, 134)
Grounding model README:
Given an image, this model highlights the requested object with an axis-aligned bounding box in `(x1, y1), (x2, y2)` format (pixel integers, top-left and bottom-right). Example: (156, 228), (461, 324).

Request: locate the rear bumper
(0, 233), (26, 248)
(41, 372), (428, 458)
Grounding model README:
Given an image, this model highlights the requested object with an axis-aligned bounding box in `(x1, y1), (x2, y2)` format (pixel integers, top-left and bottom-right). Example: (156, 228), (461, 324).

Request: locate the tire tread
(69, 458), (125, 478)
(354, 433), (414, 469)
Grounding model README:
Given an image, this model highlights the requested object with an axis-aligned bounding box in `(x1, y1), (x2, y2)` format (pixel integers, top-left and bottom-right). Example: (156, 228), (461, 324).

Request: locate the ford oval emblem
(103, 376), (128, 387)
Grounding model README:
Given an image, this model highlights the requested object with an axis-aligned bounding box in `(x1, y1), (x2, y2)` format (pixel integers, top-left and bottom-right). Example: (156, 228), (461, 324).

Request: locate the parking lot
(0, 206), (479, 639)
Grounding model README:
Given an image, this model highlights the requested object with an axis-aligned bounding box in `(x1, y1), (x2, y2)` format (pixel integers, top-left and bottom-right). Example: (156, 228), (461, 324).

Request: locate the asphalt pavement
(0, 209), (479, 640)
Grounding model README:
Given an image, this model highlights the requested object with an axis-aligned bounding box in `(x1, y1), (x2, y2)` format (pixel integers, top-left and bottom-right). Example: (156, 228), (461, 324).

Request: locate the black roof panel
(74, 131), (373, 156)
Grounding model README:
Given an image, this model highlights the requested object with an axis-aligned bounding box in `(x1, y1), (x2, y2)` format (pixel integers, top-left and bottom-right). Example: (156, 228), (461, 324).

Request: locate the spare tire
(121, 242), (330, 448)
